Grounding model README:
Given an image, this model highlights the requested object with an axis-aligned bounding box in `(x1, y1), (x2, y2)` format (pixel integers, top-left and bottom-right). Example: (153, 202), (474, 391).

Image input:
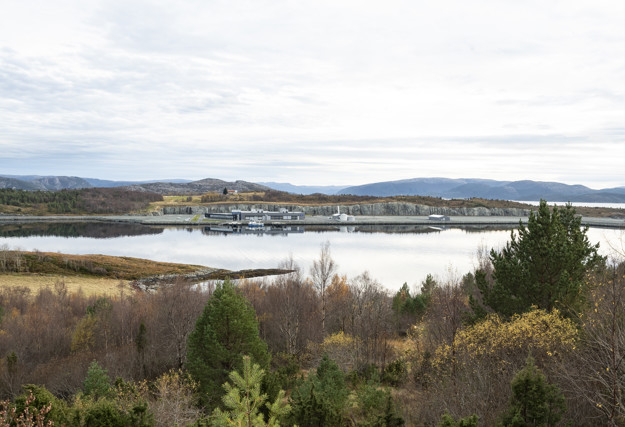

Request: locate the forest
(0, 188), (163, 215)
(0, 201), (624, 426)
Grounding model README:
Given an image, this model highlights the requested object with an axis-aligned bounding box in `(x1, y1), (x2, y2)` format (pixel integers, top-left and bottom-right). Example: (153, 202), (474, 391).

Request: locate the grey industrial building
(205, 209), (305, 222)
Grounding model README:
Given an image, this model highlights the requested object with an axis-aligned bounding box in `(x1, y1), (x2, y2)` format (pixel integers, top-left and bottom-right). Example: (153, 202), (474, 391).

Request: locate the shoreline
(1, 214), (624, 228)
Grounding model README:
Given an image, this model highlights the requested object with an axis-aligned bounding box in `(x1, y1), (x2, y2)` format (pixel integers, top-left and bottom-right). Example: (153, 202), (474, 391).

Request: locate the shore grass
(0, 251), (292, 295)
(0, 273), (132, 296)
(14, 251), (206, 280)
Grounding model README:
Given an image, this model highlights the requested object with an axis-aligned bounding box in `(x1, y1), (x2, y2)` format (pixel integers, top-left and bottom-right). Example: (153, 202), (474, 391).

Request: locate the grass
(0, 251), (205, 296)
(0, 273), (132, 296)
(16, 251), (206, 280)
(0, 251), (293, 296)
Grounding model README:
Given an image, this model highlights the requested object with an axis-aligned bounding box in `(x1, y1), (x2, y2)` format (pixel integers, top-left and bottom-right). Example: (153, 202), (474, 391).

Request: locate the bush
(382, 359), (407, 387)
(13, 385), (73, 426)
(354, 383), (404, 426)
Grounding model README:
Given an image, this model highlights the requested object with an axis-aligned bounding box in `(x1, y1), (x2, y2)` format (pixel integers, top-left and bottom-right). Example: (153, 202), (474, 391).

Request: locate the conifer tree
(498, 356), (565, 426)
(83, 360), (113, 400)
(288, 354), (349, 426)
(187, 280), (270, 409)
(211, 355), (290, 426)
(477, 199), (603, 318)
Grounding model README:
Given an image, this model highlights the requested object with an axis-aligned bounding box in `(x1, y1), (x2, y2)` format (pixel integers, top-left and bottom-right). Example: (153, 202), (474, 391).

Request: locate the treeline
(0, 188), (163, 214)
(1, 201), (625, 425)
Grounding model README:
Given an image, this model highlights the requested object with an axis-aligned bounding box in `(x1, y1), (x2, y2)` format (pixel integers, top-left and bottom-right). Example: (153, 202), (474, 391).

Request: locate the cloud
(0, 0), (624, 188)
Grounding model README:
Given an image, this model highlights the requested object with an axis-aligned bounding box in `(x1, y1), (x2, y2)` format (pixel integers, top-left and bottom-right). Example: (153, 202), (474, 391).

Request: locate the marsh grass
(0, 273), (131, 296)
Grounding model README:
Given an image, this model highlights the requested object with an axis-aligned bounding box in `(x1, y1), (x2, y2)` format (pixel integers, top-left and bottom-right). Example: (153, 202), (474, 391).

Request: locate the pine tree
(477, 199), (604, 318)
(211, 355), (290, 426)
(186, 280), (270, 409)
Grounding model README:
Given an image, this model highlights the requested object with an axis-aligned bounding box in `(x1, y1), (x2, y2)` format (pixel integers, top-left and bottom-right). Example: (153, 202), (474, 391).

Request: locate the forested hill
(123, 178), (270, 195)
(0, 188), (163, 214)
(4, 174), (625, 202)
(0, 175), (269, 195)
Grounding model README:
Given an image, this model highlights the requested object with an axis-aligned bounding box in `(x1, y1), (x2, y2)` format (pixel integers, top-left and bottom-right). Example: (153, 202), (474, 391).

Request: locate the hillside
(339, 177), (625, 202)
(124, 178), (270, 195)
(0, 175), (191, 190)
(0, 175), (92, 190)
(3, 174), (624, 203)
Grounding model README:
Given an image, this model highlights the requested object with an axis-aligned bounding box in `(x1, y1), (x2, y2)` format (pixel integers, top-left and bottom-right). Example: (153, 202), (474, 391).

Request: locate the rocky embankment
(159, 202), (533, 217)
(132, 267), (293, 291)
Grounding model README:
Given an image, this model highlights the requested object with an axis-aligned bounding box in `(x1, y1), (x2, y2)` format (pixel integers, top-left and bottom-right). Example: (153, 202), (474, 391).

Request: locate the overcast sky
(1, 0), (625, 188)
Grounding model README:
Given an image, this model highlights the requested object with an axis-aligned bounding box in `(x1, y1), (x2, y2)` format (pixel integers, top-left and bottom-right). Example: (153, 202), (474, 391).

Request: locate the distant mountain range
(0, 175), (268, 195)
(124, 178), (270, 195)
(0, 175), (192, 191)
(2, 175), (624, 202)
(337, 178), (625, 203)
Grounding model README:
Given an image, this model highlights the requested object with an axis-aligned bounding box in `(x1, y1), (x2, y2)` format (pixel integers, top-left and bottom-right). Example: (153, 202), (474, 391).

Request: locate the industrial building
(205, 208), (305, 222)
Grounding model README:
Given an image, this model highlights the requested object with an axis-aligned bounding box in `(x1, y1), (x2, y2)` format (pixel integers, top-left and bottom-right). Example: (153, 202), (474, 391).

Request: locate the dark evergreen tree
(477, 199), (604, 318)
(498, 357), (565, 427)
(356, 382), (405, 426)
(288, 354), (349, 427)
(186, 280), (270, 409)
(83, 360), (113, 399)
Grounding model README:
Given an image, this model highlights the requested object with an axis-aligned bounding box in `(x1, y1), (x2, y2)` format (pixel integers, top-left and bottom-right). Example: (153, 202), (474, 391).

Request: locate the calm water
(516, 201), (625, 209)
(1, 223), (623, 292)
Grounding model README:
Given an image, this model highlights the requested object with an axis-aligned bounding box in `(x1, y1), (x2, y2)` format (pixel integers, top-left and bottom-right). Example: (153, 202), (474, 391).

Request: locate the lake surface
(516, 201), (625, 209)
(1, 222), (623, 292)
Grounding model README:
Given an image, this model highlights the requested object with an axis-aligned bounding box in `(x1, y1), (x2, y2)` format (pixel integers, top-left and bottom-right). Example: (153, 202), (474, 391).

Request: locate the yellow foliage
(433, 309), (578, 369)
(328, 274), (351, 300)
(321, 331), (360, 371)
(323, 331), (357, 348)
(71, 315), (98, 352)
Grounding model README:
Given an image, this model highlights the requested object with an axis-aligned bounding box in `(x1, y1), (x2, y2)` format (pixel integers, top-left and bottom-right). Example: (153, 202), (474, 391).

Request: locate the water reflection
(0, 222), (162, 238)
(0, 223), (622, 292)
(202, 224), (305, 236)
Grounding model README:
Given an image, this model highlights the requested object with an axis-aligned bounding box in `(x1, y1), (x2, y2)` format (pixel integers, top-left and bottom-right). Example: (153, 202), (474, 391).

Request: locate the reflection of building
(205, 209), (305, 222)
(203, 225), (305, 235)
(428, 214), (450, 221)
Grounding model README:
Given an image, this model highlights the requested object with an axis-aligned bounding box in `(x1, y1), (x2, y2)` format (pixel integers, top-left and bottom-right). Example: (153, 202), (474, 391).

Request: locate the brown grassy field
(0, 251), (291, 295)
(0, 252), (207, 295)
(16, 251), (206, 279)
(0, 273), (132, 296)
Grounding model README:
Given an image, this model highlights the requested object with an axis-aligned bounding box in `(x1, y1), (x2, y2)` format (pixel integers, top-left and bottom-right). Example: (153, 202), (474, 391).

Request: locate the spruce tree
(477, 199), (604, 318)
(288, 354), (349, 426)
(498, 357), (565, 426)
(186, 280), (270, 409)
(83, 360), (113, 400)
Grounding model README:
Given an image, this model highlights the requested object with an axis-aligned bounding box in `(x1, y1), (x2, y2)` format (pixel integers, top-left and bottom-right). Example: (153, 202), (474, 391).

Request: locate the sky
(1, 0), (625, 189)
